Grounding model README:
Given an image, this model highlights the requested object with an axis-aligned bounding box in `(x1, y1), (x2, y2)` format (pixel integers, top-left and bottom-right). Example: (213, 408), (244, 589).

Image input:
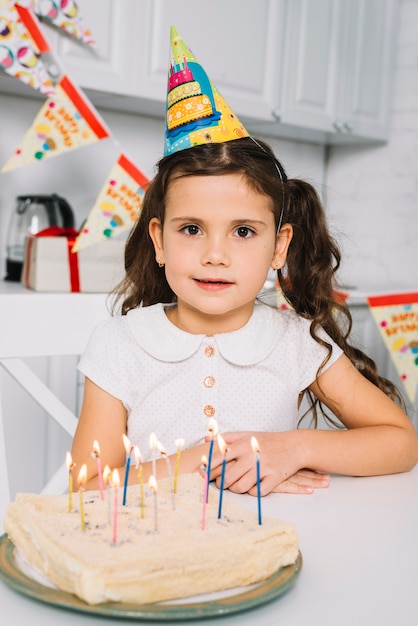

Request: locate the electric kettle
(4, 193), (75, 281)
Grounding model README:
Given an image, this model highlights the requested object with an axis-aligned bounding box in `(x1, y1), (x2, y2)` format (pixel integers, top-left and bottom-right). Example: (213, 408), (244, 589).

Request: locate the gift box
(22, 227), (126, 293)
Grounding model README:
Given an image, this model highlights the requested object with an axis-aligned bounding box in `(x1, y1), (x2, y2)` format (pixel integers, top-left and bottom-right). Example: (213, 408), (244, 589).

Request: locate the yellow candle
(149, 475), (158, 532)
(77, 464), (87, 531)
(133, 446), (145, 519)
(66, 451), (74, 513)
(173, 438), (185, 494)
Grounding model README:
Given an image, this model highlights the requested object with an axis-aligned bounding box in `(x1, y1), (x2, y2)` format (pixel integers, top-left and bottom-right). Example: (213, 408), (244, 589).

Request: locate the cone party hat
(164, 26), (249, 156)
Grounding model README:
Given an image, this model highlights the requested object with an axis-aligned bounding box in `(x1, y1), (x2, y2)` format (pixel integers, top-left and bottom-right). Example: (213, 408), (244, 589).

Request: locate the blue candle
(206, 418), (218, 503)
(217, 434), (227, 519)
(122, 434), (132, 506)
(251, 436), (262, 525)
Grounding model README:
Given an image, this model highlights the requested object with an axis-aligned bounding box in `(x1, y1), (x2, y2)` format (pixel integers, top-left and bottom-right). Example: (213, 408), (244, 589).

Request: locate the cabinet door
(278, 0), (344, 134)
(45, 0), (147, 97)
(124, 0), (287, 122)
(338, 0), (398, 142)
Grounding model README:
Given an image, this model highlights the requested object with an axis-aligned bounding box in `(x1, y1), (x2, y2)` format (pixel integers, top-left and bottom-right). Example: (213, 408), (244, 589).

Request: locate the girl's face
(149, 173), (292, 334)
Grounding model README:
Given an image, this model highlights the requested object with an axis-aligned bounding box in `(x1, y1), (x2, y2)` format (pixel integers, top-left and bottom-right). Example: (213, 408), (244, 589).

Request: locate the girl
(71, 137), (418, 495)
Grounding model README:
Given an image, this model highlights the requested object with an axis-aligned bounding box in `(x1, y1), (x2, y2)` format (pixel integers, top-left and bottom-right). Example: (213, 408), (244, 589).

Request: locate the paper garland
(17, 0), (95, 46)
(1, 73), (110, 171)
(72, 154), (149, 252)
(367, 292), (418, 403)
(0, 0), (54, 95)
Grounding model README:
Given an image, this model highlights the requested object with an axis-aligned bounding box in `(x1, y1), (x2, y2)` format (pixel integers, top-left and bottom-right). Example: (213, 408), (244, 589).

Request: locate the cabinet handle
(343, 121), (353, 133)
(333, 120), (344, 133)
(272, 108), (281, 122)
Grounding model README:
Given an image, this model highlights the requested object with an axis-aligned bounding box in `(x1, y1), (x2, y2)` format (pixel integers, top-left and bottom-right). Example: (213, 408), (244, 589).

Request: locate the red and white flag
(73, 154), (149, 252)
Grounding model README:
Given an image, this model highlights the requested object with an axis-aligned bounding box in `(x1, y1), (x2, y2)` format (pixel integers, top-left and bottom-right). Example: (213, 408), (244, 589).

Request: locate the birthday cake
(3, 473), (299, 606)
(166, 58), (214, 132)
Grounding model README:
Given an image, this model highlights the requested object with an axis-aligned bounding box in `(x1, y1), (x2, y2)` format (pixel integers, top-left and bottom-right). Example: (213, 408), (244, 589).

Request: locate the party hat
(164, 26), (249, 156)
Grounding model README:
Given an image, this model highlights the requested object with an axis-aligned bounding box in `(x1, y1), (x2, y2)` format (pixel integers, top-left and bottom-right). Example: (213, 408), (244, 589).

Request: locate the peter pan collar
(126, 302), (283, 366)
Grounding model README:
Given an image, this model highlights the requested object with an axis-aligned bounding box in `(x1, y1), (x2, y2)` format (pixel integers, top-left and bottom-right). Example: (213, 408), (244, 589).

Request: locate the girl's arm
(72, 377), (207, 491)
(210, 354), (418, 496)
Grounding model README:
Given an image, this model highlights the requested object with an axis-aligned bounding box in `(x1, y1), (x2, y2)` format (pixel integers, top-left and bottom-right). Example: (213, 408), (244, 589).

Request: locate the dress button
(204, 345), (215, 358)
(203, 405), (215, 417)
(203, 375), (215, 388)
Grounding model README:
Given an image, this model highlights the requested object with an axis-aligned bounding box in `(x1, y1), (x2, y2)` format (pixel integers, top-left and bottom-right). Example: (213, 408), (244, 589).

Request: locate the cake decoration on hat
(164, 26), (249, 156)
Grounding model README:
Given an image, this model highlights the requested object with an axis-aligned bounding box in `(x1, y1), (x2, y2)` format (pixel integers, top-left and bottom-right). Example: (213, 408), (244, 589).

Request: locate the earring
(157, 256), (165, 268)
(274, 260), (281, 268)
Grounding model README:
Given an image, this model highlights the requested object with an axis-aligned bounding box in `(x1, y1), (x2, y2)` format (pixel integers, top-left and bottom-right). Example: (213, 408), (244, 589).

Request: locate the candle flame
(157, 440), (167, 457)
(208, 417), (218, 437)
(149, 432), (158, 450)
(149, 474), (158, 493)
(217, 434), (227, 456)
(103, 464), (111, 484)
(111, 468), (120, 488)
(66, 451), (73, 472)
(201, 454), (208, 470)
(122, 434), (132, 455)
(175, 437), (185, 449)
(77, 463), (87, 487)
(92, 440), (100, 456)
(133, 445), (142, 467)
(251, 436), (260, 454)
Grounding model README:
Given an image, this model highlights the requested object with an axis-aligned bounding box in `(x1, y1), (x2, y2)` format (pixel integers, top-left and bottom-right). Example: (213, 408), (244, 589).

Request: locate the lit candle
(149, 475), (158, 532)
(91, 440), (104, 500)
(173, 437), (185, 494)
(133, 446), (145, 519)
(157, 441), (175, 510)
(200, 455), (208, 530)
(103, 464), (112, 525)
(251, 436), (262, 525)
(122, 434), (133, 506)
(206, 418), (218, 503)
(66, 451), (74, 512)
(77, 463), (87, 531)
(111, 468), (120, 544)
(149, 432), (158, 479)
(217, 434), (228, 520)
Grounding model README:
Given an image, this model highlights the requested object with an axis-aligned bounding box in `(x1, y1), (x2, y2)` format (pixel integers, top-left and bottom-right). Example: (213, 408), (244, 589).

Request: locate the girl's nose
(201, 235), (230, 265)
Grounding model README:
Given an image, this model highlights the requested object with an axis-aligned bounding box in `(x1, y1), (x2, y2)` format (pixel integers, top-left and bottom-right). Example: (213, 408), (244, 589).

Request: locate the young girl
(71, 137), (418, 496)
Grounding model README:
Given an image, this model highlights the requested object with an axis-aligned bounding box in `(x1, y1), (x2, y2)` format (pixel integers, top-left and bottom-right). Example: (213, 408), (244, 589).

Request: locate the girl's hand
(206, 431), (330, 496)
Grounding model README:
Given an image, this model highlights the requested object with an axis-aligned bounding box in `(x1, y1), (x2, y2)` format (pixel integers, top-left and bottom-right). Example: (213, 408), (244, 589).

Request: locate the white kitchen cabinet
(278, 0), (398, 143)
(0, 0), (399, 144)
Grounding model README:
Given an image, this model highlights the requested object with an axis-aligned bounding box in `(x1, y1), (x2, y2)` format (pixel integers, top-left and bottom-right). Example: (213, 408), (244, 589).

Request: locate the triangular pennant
(164, 26), (249, 156)
(0, 0), (54, 95)
(1, 74), (110, 172)
(72, 154), (149, 252)
(367, 292), (418, 403)
(19, 0), (95, 46)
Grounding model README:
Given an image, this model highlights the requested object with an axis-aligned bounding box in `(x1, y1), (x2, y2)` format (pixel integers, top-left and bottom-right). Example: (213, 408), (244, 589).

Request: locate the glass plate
(0, 534), (302, 620)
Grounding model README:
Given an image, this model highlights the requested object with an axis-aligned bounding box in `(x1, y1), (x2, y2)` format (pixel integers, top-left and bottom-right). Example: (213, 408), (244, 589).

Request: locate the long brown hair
(114, 137), (405, 423)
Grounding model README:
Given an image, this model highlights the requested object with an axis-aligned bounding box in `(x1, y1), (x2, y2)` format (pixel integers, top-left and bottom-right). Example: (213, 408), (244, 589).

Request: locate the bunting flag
(1, 73), (110, 172)
(367, 292), (418, 403)
(0, 0), (55, 95)
(72, 154), (149, 252)
(17, 0), (95, 46)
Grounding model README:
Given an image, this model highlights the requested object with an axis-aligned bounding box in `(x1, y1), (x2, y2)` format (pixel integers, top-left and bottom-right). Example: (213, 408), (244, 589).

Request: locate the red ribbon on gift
(24, 227), (80, 292)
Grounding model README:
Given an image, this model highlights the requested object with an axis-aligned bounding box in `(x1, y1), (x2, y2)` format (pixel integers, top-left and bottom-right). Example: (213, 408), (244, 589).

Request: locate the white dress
(78, 301), (343, 460)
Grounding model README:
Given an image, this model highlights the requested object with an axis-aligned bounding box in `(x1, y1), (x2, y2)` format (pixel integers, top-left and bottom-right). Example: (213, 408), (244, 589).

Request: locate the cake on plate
(3, 473), (299, 606)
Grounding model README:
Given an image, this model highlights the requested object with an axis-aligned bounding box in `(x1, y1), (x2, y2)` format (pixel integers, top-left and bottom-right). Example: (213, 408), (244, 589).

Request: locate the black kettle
(5, 193), (75, 281)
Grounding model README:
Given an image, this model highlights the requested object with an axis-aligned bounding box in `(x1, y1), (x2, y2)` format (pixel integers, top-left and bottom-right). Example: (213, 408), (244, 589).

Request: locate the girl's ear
(149, 218), (164, 260)
(271, 223), (293, 270)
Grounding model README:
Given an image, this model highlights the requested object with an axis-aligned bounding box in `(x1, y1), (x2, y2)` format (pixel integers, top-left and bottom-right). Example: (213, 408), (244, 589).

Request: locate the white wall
(325, 0), (418, 292)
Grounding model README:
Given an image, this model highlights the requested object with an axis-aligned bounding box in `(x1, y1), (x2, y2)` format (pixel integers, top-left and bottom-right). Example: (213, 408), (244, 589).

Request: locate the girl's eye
(235, 226), (255, 238)
(181, 224), (201, 236)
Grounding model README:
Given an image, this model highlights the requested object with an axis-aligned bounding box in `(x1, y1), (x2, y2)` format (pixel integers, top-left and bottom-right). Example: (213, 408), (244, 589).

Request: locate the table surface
(1, 467), (418, 626)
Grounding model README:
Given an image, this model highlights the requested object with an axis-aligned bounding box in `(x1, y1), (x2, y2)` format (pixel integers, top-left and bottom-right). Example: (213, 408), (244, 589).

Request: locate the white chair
(0, 283), (111, 529)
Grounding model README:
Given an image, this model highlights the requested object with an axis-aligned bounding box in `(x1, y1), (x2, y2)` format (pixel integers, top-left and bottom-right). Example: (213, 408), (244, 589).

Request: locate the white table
(1, 468), (418, 626)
